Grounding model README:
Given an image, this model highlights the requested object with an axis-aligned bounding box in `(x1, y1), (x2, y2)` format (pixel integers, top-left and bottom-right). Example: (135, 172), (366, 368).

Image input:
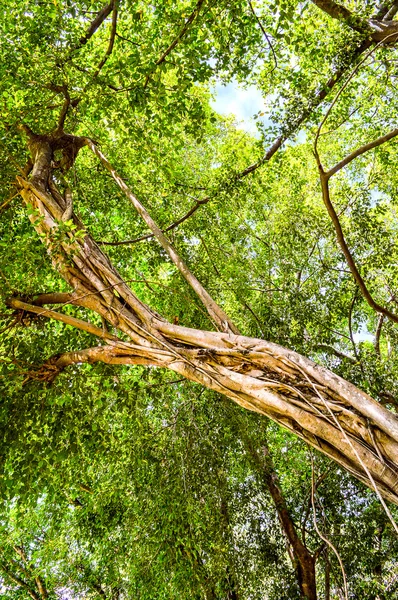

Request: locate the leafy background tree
(1, 0), (398, 598)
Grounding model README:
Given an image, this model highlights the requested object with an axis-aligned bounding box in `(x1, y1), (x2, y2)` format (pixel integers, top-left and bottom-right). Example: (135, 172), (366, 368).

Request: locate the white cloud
(210, 80), (269, 135)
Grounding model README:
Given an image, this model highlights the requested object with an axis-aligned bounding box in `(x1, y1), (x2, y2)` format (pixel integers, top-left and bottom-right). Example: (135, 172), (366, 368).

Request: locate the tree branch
(93, 0), (118, 79)
(315, 344), (356, 363)
(144, 0), (206, 88)
(38, 344), (171, 380)
(384, 1), (398, 20)
(311, 0), (398, 41)
(102, 34), (377, 244)
(48, 84), (71, 133)
(11, 546), (49, 599)
(6, 298), (120, 341)
(247, 0), (278, 72)
(78, 1), (115, 48)
(229, 36), (373, 184)
(244, 437), (317, 599)
(99, 36), (374, 247)
(61, 187), (73, 221)
(31, 293), (74, 306)
(315, 162), (398, 323)
(374, 314), (385, 356)
(311, 0), (371, 34)
(92, 582), (107, 599)
(325, 127), (398, 178)
(87, 140), (239, 334)
(0, 563), (40, 600)
(374, 0), (398, 20)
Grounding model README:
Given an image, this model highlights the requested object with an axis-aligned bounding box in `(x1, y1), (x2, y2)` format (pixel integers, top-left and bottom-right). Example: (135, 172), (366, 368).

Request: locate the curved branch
(316, 168), (398, 322)
(93, 0), (118, 79)
(98, 195), (211, 245)
(144, 0), (206, 88)
(325, 127), (398, 178)
(315, 344), (356, 363)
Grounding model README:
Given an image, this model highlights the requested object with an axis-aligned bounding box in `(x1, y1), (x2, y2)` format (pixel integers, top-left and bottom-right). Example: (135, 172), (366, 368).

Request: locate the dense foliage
(1, 0), (398, 598)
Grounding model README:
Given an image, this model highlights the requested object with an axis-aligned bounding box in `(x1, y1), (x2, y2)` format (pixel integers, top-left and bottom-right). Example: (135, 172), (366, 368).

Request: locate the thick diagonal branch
(11, 126), (398, 507)
(87, 140), (239, 335)
(78, 1), (115, 48)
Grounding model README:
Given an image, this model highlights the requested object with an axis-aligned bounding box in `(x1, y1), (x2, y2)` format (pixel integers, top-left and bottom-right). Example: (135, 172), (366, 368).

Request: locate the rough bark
(244, 440), (317, 599)
(8, 129), (398, 507)
(311, 0), (398, 42)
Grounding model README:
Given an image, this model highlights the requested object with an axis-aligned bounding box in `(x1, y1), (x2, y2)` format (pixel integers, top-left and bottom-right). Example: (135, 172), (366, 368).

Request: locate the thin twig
(143, 0), (206, 89)
(311, 454), (349, 600)
(247, 0), (278, 72)
(0, 191), (19, 213)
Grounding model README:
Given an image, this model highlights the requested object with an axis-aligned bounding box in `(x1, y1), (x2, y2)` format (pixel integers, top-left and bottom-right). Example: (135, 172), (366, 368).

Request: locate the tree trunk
(9, 130), (398, 507)
(244, 439), (317, 599)
(324, 549), (330, 600)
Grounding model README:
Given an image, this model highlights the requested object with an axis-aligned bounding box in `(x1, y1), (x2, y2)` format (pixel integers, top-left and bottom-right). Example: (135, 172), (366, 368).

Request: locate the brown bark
(9, 128), (398, 508)
(0, 563), (40, 600)
(311, 0), (398, 42)
(314, 127), (398, 323)
(324, 549), (331, 600)
(244, 440), (317, 600)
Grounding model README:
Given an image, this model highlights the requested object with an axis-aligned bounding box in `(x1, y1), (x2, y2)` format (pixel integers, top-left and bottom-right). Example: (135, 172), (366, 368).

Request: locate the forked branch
(315, 158), (398, 323)
(314, 42), (398, 322)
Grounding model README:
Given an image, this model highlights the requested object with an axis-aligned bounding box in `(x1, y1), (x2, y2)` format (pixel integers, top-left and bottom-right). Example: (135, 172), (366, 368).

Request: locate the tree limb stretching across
(9, 121), (398, 505)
